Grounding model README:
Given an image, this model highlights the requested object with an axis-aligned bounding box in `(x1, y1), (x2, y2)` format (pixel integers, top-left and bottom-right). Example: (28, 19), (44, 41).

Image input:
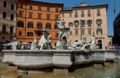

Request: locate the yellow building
(61, 3), (108, 49)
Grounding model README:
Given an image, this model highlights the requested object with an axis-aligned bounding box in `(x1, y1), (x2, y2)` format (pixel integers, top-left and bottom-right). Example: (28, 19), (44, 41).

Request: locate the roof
(16, 0), (64, 7)
(62, 4), (108, 12)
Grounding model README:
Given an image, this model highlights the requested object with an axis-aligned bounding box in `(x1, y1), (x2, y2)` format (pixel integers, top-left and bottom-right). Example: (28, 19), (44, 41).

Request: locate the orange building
(16, 0), (63, 44)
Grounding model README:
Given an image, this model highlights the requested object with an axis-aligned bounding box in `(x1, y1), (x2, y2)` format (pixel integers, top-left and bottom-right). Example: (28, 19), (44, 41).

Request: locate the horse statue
(38, 29), (52, 50)
(68, 35), (98, 50)
(80, 35), (98, 50)
(4, 38), (19, 50)
(89, 35), (98, 49)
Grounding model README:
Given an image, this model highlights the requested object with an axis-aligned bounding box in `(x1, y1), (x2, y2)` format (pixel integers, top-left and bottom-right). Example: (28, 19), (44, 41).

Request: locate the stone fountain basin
(2, 49), (117, 69)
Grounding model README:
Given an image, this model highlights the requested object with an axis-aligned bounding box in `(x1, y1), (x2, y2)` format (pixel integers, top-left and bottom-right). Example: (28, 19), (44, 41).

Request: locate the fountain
(1, 20), (117, 72)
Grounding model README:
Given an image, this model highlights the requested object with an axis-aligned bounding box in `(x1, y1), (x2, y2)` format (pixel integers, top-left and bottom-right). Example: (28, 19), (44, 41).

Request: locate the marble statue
(56, 19), (68, 49)
(38, 29), (52, 50)
(5, 38), (19, 50)
(31, 37), (38, 50)
(68, 35), (98, 51)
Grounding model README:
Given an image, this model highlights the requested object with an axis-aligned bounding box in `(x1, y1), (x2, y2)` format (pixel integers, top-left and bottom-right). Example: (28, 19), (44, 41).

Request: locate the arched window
(69, 22), (73, 27)
(46, 23), (51, 29)
(37, 22), (42, 29)
(96, 19), (102, 26)
(96, 28), (102, 35)
(28, 22), (33, 28)
(17, 20), (24, 27)
(74, 20), (79, 27)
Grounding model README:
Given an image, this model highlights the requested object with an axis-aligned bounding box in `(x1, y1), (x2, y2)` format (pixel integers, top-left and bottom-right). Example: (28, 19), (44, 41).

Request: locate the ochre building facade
(16, 0), (63, 44)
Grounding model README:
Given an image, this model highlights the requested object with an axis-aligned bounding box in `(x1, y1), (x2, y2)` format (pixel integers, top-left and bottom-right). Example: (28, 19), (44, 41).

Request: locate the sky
(34, 0), (120, 36)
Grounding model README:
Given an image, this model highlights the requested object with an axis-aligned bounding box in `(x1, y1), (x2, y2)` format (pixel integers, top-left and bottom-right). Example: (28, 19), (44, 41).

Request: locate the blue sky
(34, 0), (120, 36)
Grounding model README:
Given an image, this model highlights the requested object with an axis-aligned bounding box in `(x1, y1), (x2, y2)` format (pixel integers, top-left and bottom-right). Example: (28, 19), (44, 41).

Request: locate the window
(56, 8), (59, 12)
(3, 12), (6, 18)
(75, 30), (78, 35)
(83, 38), (86, 41)
(3, 1), (6, 8)
(10, 14), (14, 20)
(70, 31), (72, 35)
(96, 19), (102, 26)
(47, 14), (50, 19)
(37, 22), (42, 29)
(10, 26), (13, 35)
(28, 22), (33, 28)
(18, 31), (22, 36)
(54, 24), (58, 29)
(29, 5), (32, 10)
(69, 22), (73, 27)
(80, 20), (85, 27)
(47, 7), (50, 12)
(55, 15), (59, 20)
(17, 21), (24, 27)
(81, 10), (84, 17)
(37, 32), (41, 36)
(19, 10), (23, 17)
(96, 28), (102, 35)
(87, 20), (92, 27)
(38, 6), (41, 11)
(56, 33), (59, 37)
(11, 4), (14, 10)
(46, 23), (51, 29)
(27, 32), (33, 37)
(2, 24), (6, 34)
(75, 10), (78, 17)
(81, 29), (85, 35)
(38, 13), (41, 19)
(97, 9), (101, 16)
(74, 21), (79, 27)
(88, 29), (91, 35)
(28, 12), (32, 18)
(2, 37), (5, 39)
(88, 10), (91, 17)
(19, 3), (23, 8)
(70, 13), (72, 17)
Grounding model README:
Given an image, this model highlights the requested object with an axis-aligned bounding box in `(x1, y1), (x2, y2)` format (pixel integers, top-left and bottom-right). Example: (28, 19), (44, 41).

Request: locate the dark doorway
(98, 40), (102, 49)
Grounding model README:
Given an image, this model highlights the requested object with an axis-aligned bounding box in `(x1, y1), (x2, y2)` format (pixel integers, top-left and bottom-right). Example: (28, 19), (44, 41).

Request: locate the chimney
(80, 3), (89, 6)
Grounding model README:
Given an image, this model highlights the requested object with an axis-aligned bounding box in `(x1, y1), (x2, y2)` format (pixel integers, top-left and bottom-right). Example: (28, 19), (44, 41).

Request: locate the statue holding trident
(56, 19), (69, 49)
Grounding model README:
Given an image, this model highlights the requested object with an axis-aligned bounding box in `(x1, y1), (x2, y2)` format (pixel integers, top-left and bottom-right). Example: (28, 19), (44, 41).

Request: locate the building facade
(0, 0), (16, 43)
(113, 12), (120, 45)
(16, 0), (63, 44)
(61, 3), (108, 49)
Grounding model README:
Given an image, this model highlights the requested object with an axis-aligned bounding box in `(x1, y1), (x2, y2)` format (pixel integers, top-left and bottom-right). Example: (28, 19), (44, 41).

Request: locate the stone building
(0, 0), (16, 43)
(113, 12), (120, 45)
(16, 0), (63, 44)
(61, 3), (109, 49)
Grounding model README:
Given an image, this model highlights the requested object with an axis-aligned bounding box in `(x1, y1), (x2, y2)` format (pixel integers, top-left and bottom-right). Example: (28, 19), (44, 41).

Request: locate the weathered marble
(2, 49), (117, 70)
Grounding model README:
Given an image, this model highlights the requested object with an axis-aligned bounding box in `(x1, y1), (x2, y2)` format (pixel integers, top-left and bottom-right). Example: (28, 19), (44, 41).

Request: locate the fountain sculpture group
(8, 20), (98, 51)
(1, 20), (117, 72)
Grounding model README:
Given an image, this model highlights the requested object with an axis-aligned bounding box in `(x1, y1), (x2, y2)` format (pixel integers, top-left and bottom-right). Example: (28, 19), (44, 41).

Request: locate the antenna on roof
(113, 0), (116, 16)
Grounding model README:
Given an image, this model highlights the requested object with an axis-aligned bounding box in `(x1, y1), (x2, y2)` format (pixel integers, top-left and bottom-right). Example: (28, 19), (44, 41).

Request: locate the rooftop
(62, 3), (108, 11)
